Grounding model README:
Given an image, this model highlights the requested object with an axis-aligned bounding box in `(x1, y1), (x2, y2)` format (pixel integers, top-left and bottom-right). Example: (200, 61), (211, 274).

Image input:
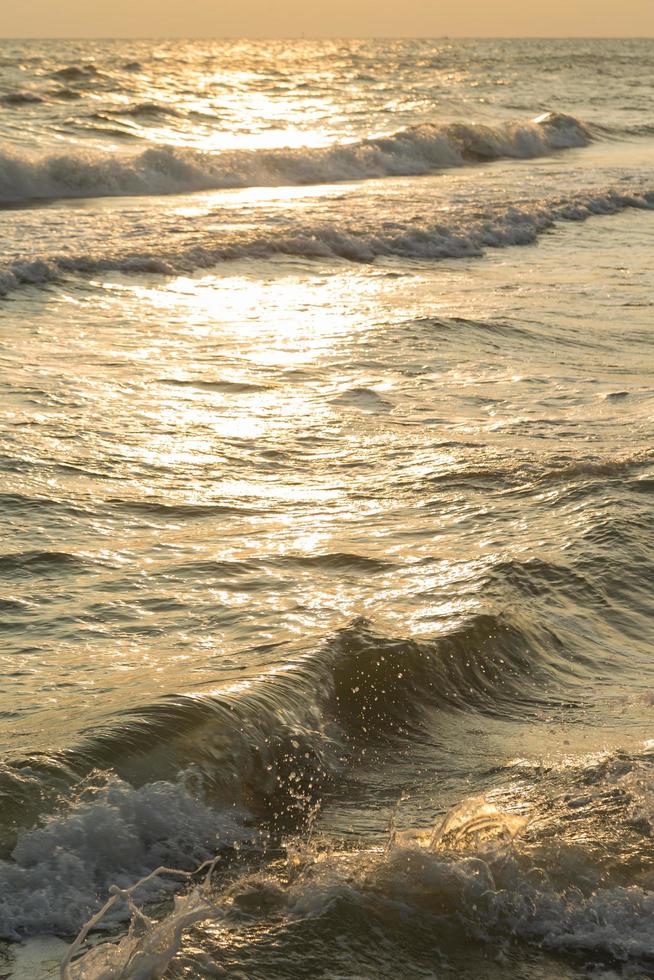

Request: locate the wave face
(0, 112), (589, 204)
(0, 608), (580, 939)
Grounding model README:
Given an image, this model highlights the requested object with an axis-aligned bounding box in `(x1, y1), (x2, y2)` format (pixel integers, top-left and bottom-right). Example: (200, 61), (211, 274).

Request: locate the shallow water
(0, 37), (653, 979)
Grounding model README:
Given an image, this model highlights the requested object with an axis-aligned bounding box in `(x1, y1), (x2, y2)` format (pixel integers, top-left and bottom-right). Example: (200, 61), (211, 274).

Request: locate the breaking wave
(0, 112), (589, 205)
(56, 745), (654, 979)
(1, 184), (652, 297)
(0, 610), (574, 939)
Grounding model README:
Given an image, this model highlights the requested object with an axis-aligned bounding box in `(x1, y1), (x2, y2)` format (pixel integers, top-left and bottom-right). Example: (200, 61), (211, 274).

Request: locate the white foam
(5, 936), (68, 980)
(0, 184), (651, 298)
(0, 112), (589, 204)
(57, 753), (654, 979)
(0, 775), (248, 940)
(61, 832), (654, 980)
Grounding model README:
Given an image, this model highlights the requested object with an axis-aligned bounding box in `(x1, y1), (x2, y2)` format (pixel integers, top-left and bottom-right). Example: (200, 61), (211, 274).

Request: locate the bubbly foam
(0, 776), (248, 940)
(0, 112), (589, 205)
(60, 752), (654, 979)
(0, 185), (651, 298)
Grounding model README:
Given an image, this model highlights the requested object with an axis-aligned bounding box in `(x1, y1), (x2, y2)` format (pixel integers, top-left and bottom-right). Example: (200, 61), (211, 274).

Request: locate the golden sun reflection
(117, 268), (379, 368)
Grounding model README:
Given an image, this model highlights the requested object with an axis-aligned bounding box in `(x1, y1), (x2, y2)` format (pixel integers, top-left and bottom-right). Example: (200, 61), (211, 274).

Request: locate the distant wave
(106, 494), (260, 518)
(591, 120), (654, 141)
(50, 63), (102, 83)
(1, 184), (652, 297)
(0, 91), (44, 106)
(90, 101), (182, 120)
(0, 111), (589, 205)
(49, 86), (82, 100)
(158, 376), (269, 393)
(418, 445), (654, 494)
(0, 549), (105, 576)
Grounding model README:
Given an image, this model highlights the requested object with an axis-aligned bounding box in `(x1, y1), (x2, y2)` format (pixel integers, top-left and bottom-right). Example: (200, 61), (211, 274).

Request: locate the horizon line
(1, 34), (653, 41)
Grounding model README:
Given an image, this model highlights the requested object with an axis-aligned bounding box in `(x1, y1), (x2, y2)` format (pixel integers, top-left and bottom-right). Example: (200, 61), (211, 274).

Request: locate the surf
(0, 112), (590, 206)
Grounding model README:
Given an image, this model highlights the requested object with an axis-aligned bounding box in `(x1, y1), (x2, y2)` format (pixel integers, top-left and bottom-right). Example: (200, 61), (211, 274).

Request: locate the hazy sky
(2, 0), (653, 38)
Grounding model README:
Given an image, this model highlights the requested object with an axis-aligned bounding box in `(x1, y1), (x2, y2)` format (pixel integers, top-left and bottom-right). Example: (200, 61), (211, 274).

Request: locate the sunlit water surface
(0, 37), (653, 980)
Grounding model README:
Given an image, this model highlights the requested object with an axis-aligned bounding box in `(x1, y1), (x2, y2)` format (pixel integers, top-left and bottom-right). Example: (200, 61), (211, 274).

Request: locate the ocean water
(0, 37), (653, 979)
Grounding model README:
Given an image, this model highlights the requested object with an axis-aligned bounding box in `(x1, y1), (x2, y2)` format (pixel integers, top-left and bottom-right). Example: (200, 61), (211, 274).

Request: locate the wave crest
(0, 611), (562, 852)
(1, 184), (651, 298)
(0, 112), (589, 204)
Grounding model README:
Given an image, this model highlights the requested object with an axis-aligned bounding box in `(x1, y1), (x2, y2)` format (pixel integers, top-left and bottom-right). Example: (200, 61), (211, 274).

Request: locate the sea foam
(60, 749), (654, 979)
(0, 112), (589, 204)
(0, 184), (651, 297)
(0, 775), (248, 940)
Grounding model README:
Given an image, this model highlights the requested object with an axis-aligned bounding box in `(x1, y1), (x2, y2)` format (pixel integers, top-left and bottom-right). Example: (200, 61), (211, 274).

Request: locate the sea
(0, 36), (653, 980)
